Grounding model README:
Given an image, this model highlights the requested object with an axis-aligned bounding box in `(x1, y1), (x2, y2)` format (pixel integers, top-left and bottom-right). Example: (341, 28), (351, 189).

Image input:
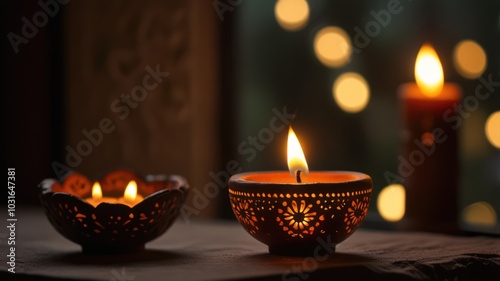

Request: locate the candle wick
(296, 170), (302, 183)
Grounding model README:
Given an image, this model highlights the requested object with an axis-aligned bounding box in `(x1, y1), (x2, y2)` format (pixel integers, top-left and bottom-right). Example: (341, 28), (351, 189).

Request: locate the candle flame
(124, 180), (137, 201)
(415, 44), (444, 98)
(287, 126), (309, 178)
(92, 182), (102, 200)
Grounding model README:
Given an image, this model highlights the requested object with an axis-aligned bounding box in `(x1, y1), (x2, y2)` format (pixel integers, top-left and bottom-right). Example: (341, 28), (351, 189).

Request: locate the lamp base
(268, 245), (336, 257)
(81, 244), (145, 255)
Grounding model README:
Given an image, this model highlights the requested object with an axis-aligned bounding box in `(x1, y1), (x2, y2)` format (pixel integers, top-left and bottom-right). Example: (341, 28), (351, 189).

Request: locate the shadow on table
(235, 252), (421, 281)
(237, 251), (376, 267)
(47, 249), (192, 265)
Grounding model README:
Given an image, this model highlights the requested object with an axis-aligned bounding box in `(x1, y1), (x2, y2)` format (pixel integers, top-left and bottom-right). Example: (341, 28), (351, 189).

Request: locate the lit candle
(85, 180), (144, 207)
(287, 126), (309, 183)
(85, 182), (118, 207)
(228, 126), (372, 255)
(117, 180), (144, 207)
(398, 44), (461, 233)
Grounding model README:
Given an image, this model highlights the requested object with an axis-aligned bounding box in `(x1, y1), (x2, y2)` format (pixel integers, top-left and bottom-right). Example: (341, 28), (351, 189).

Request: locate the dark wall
(5, 1), (64, 204)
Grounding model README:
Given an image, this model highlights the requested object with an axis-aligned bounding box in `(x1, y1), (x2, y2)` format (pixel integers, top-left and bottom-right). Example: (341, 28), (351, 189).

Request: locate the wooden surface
(1, 207), (499, 280)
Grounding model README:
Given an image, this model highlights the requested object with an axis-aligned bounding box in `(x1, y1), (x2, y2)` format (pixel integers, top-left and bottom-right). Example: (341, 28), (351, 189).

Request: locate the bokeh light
(377, 184), (405, 222)
(421, 132), (435, 147)
(463, 201), (497, 227)
(314, 26), (352, 68)
(453, 40), (487, 79)
(275, 0), (309, 31)
(332, 72), (370, 113)
(485, 111), (500, 149)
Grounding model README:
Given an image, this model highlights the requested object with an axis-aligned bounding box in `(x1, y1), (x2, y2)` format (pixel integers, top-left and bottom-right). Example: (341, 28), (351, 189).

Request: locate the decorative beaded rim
(229, 171), (372, 255)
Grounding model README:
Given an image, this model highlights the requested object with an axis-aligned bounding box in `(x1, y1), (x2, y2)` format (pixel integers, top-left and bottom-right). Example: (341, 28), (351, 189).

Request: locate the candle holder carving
(38, 170), (189, 254)
(229, 171), (372, 256)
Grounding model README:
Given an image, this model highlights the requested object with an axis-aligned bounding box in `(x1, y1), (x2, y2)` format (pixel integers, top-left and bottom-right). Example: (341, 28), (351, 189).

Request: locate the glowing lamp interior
(415, 44), (444, 98)
(124, 180), (138, 202)
(287, 126), (309, 179)
(92, 182), (102, 200)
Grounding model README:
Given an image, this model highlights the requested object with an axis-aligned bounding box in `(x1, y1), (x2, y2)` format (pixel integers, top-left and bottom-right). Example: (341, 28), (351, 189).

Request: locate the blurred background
(5, 0), (500, 231)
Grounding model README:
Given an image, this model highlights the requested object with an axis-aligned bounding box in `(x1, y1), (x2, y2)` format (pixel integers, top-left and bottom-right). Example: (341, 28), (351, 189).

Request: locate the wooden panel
(64, 0), (219, 217)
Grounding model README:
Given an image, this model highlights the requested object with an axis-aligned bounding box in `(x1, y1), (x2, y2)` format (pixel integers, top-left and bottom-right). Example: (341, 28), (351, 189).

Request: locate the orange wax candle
(398, 44), (462, 233)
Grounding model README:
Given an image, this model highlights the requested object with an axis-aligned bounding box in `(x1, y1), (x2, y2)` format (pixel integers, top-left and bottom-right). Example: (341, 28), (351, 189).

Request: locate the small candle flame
(415, 44), (444, 98)
(287, 126), (309, 179)
(124, 180), (137, 201)
(92, 182), (102, 200)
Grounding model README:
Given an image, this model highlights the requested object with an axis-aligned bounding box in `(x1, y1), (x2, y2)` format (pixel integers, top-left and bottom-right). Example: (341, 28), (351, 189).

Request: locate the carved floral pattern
(276, 200), (324, 238)
(233, 199), (259, 230)
(344, 199), (368, 233)
(229, 189), (371, 239)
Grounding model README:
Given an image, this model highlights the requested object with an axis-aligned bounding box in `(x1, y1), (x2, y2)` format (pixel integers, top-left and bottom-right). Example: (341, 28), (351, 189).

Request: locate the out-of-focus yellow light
(415, 44), (444, 98)
(332, 72), (370, 113)
(275, 0), (309, 31)
(485, 111), (500, 149)
(314, 26), (352, 68)
(463, 201), (497, 227)
(377, 184), (405, 222)
(453, 40), (487, 79)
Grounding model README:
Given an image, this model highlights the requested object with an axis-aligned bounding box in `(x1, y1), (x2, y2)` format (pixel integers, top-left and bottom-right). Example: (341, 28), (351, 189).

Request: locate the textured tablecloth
(1, 207), (499, 281)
